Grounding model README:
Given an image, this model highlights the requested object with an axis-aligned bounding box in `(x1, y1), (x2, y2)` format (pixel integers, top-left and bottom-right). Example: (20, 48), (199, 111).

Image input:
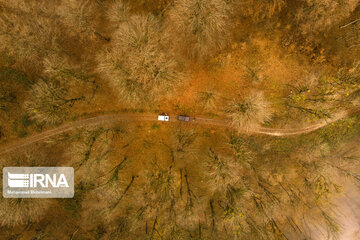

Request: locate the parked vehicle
(158, 113), (169, 121)
(177, 115), (190, 122)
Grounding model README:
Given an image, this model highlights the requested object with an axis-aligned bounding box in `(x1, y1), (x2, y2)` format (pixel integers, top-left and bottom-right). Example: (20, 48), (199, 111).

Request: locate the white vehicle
(158, 113), (169, 121)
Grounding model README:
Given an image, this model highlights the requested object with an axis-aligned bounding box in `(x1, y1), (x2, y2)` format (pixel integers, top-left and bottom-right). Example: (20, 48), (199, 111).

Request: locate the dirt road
(0, 112), (345, 155)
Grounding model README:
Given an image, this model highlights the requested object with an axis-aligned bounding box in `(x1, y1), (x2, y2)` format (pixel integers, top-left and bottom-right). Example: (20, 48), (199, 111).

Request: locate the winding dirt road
(0, 112), (345, 155)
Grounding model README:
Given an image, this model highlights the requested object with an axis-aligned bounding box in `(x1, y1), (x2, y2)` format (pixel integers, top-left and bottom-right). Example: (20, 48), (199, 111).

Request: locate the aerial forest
(0, 0), (360, 239)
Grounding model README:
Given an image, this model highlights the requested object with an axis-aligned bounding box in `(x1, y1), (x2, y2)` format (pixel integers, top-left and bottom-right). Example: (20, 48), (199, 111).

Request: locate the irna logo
(3, 167), (74, 198)
(7, 172), (69, 188)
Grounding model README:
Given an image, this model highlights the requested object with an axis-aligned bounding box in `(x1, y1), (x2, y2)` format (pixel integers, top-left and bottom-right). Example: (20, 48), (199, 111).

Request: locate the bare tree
(237, 0), (285, 20)
(24, 79), (84, 125)
(0, 198), (53, 227)
(106, 0), (130, 27)
(55, 0), (99, 37)
(198, 88), (219, 111)
(98, 14), (184, 105)
(0, 0), (103, 76)
(0, 0), (64, 72)
(71, 128), (114, 170)
(123, 0), (171, 13)
(0, 85), (16, 113)
(204, 148), (241, 194)
(0, 150), (55, 227)
(166, 0), (231, 61)
(226, 91), (273, 132)
(295, 0), (360, 35)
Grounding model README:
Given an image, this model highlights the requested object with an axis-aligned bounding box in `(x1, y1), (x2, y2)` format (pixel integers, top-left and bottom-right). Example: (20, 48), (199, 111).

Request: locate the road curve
(0, 112), (344, 155)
